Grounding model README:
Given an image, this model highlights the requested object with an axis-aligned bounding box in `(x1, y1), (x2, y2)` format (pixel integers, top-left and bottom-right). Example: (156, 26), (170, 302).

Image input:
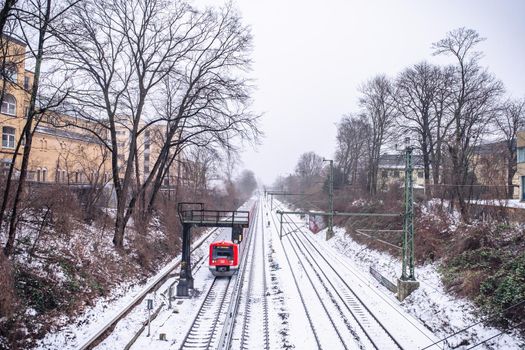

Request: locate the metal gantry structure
(263, 189), (307, 211)
(176, 202), (250, 297)
(271, 140), (419, 299)
(401, 143), (416, 281)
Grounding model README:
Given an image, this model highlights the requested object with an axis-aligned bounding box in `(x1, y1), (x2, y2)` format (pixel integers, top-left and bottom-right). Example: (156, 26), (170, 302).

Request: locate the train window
(212, 246), (233, 259)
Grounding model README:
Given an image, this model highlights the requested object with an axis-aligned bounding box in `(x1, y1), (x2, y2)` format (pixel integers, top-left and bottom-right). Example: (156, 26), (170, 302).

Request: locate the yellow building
(378, 154), (427, 190)
(516, 131), (525, 201)
(115, 122), (180, 188)
(472, 141), (519, 200)
(0, 36), (110, 185)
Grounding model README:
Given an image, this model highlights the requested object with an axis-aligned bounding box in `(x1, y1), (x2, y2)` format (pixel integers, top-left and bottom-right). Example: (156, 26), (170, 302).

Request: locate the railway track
(178, 277), (233, 349)
(271, 201), (405, 350)
(231, 199), (270, 350)
(77, 227), (221, 350)
(174, 201), (260, 350)
(268, 204), (323, 349)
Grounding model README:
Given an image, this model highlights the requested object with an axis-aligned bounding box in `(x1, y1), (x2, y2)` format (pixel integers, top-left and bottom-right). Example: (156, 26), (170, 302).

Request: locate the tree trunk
(4, 0), (51, 256)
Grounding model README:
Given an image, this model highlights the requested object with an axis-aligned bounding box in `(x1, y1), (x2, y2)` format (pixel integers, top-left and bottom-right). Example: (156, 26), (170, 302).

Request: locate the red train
(209, 241), (239, 277)
(208, 201), (257, 277)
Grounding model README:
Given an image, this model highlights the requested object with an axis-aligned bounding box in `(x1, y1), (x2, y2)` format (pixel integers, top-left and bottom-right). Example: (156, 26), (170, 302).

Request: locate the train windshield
(212, 245), (233, 259)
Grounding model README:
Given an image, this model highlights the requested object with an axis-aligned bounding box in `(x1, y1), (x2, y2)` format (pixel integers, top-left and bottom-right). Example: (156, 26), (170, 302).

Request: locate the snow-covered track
(260, 205), (271, 350)
(77, 227), (220, 350)
(216, 201), (260, 350)
(269, 209), (324, 349)
(289, 229), (402, 349)
(230, 200), (270, 350)
(178, 277), (233, 350)
(274, 204), (405, 349)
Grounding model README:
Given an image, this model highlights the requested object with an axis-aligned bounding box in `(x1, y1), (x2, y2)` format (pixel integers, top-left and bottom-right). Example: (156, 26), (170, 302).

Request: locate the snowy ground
(470, 199), (525, 209)
(34, 225), (228, 350)
(35, 196), (525, 349)
(269, 200), (440, 349)
(311, 224), (525, 349)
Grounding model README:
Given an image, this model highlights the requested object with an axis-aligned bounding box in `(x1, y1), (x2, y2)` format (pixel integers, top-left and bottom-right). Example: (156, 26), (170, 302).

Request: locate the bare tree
(359, 74), (397, 195)
(393, 61), (455, 196)
(295, 151), (324, 190)
(0, 0), (17, 37)
(55, 0), (259, 248)
(335, 113), (370, 186)
(433, 27), (504, 219)
(2, 0), (72, 256)
(494, 98), (525, 198)
(235, 169), (257, 200)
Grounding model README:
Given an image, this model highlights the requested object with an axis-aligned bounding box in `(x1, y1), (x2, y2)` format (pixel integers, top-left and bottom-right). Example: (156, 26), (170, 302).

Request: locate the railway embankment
(341, 199), (525, 344)
(0, 196), (207, 349)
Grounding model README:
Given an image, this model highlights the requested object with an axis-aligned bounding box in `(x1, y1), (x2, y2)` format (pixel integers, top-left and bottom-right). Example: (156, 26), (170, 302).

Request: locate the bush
(478, 253), (525, 326)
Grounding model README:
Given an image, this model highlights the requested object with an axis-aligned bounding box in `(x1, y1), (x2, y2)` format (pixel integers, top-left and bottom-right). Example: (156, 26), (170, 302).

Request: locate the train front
(209, 241), (239, 277)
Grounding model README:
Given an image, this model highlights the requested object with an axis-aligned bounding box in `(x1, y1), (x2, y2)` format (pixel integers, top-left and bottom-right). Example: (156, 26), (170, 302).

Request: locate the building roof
(35, 125), (102, 144)
(472, 139), (514, 155)
(1, 34), (26, 47)
(378, 153), (424, 169)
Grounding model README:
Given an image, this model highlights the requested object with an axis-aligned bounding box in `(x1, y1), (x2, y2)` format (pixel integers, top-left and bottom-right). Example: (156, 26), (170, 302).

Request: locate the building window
(24, 76), (30, 90)
(417, 171), (424, 179)
(522, 176), (525, 201)
(36, 168), (41, 182)
(518, 147), (525, 163)
(42, 168), (47, 182)
(1, 159), (11, 176)
(2, 126), (15, 148)
(2, 63), (17, 82)
(381, 171), (388, 178)
(393, 171), (400, 178)
(1, 94), (16, 115)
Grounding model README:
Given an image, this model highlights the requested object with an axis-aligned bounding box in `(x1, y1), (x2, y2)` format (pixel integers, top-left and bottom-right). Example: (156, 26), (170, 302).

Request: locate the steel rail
(216, 201), (259, 350)
(260, 199), (270, 350)
(238, 209), (258, 349)
(122, 253), (210, 350)
(300, 230), (440, 348)
(77, 227), (220, 350)
(275, 202), (405, 349)
(177, 277), (232, 350)
(268, 204), (323, 349)
(283, 228), (350, 349)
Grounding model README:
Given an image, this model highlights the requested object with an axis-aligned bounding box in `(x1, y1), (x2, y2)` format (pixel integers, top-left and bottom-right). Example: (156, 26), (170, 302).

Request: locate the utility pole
(323, 158), (334, 240)
(398, 137), (419, 301)
(401, 138), (415, 280)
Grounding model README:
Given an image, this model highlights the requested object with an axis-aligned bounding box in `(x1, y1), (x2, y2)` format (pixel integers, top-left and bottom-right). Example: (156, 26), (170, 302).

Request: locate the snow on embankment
(313, 227), (524, 349)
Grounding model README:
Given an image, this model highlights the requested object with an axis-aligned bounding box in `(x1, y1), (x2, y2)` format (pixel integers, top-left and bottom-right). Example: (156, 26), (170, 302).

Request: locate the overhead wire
(464, 321), (525, 350)
(421, 299), (525, 349)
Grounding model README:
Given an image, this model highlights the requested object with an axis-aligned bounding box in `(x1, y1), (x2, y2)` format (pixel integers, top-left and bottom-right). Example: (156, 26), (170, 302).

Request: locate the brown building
(0, 36), (110, 185)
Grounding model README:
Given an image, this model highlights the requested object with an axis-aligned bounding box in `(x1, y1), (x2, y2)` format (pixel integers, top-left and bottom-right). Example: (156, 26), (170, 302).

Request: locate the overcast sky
(227, 0), (525, 185)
